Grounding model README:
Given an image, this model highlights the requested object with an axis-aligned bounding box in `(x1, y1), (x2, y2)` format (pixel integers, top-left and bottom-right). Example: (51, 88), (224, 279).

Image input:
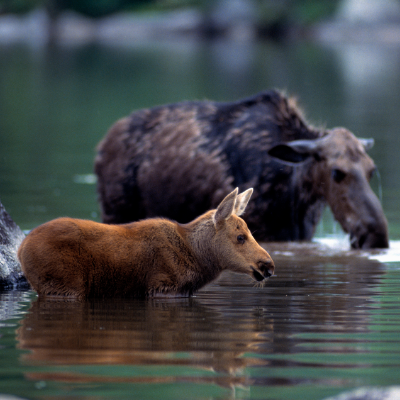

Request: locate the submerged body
(18, 188), (274, 299)
(95, 90), (388, 249)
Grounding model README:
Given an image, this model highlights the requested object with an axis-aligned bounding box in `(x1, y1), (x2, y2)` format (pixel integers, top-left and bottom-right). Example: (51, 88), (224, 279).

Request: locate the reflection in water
(18, 296), (272, 374)
(0, 291), (31, 322)
(17, 292), (275, 390)
(14, 241), (393, 398)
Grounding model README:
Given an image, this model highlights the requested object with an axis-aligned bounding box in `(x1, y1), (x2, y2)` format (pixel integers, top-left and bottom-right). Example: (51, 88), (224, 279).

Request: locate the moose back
(95, 90), (388, 249)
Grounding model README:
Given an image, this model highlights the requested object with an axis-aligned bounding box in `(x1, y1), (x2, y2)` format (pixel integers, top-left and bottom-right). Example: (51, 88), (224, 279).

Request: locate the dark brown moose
(18, 188), (274, 299)
(95, 90), (388, 249)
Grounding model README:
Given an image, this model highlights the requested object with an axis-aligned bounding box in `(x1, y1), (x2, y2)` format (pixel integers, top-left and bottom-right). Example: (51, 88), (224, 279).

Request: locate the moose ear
(214, 188), (238, 226)
(268, 139), (319, 164)
(358, 138), (374, 151)
(234, 188), (253, 216)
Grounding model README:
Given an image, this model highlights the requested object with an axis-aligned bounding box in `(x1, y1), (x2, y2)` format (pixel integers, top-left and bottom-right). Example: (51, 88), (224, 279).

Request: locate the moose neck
(178, 212), (222, 277)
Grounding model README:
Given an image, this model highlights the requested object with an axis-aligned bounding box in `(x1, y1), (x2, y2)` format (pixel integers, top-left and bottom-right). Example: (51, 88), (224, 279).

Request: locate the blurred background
(1, 0), (400, 239)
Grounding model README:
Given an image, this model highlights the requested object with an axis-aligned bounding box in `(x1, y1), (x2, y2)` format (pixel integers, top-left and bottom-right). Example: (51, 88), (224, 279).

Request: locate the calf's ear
(214, 188), (238, 226)
(358, 138), (374, 151)
(234, 188), (253, 216)
(268, 139), (319, 164)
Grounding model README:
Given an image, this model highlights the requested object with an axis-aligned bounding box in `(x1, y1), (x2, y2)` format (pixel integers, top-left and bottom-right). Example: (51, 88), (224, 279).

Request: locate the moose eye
(332, 169), (346, 183)
(368, 167), (376, 181)
(237, 235), (246, 244)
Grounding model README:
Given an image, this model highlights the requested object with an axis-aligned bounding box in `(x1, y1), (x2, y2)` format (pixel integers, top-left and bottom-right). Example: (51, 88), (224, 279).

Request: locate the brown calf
(18, 188), (274, 299)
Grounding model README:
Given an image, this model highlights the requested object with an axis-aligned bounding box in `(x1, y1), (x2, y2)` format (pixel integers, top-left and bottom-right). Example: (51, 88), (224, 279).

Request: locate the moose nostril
(258, 260), (275, 278)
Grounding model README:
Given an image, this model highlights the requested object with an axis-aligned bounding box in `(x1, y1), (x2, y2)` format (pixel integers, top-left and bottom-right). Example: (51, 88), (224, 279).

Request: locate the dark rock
(0, 201), (29, 290)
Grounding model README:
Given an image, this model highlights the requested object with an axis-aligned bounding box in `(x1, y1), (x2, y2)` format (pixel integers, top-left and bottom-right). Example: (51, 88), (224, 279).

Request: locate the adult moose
(95, 90), (389, 249)
(18, 188), (274, 299)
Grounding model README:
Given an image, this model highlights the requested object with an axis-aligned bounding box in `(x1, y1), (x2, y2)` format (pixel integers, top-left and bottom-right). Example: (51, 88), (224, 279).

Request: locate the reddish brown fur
(18, 189), (274, 299)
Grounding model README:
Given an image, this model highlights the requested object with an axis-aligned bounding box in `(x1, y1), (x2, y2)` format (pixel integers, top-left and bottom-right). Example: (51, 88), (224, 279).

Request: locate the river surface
(1, 37), (400, 399)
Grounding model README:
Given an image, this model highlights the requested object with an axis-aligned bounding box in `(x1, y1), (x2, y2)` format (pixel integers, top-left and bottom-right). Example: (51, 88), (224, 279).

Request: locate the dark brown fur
(18, 189), (274, 299)
(95, 90), (388, 249)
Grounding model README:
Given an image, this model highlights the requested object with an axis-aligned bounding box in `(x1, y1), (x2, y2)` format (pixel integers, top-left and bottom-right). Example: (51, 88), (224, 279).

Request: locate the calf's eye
(237, 235), (246, 244)
(332, 169), (346, 183)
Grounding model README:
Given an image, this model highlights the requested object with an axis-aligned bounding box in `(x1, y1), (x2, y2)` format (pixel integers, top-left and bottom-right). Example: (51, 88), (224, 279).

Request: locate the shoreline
(2, 8), (400, 48)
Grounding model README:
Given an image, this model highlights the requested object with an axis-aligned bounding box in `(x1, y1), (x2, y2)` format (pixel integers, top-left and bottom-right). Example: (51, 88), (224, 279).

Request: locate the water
(1, 244), (400, 400)
(1, 38), (400, 399)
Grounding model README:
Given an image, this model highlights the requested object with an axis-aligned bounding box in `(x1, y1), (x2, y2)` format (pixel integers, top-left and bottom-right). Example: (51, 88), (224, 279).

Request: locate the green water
(1, 39), (400, 400)
(1, 252), (400, 400)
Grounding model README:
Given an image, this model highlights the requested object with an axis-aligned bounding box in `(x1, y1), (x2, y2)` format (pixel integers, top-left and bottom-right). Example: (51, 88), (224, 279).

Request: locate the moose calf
(18, 188), (274, 299)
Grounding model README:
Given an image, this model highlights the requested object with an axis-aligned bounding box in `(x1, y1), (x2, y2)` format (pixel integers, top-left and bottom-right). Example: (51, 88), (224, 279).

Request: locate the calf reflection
(17, 296), (273, 388)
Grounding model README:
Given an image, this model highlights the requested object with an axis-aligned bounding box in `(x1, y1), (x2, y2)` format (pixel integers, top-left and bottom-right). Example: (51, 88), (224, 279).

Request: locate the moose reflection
(17, 295), (273, 389)
(17, 246), (385, 390)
